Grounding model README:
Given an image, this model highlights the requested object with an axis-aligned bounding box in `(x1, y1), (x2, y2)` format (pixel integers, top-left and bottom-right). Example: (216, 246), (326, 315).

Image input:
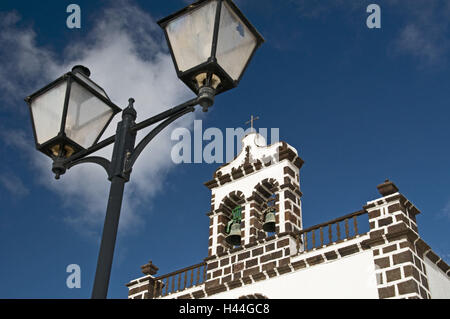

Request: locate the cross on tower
(245, 115), (260, 132)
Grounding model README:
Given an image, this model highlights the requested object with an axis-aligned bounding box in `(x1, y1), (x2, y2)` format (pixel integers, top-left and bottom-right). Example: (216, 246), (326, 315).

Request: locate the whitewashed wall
(424, 257), (450, 299)
(206, 251), (379, 299)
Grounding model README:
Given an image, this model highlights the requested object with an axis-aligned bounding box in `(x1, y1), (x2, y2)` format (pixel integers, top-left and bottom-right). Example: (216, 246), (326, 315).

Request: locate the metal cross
(245, 115), (260, 132)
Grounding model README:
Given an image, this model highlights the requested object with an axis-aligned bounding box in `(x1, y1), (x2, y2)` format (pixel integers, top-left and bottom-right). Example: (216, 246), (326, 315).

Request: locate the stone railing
(152, 262), (207, 298)
(295, 210), (369, 252)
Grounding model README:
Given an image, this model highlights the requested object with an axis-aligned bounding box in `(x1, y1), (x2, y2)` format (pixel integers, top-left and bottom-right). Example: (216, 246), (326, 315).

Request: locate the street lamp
(159, 0), (264, 110)
(25, 65), (121, 173)
(24, 0), (264, 299)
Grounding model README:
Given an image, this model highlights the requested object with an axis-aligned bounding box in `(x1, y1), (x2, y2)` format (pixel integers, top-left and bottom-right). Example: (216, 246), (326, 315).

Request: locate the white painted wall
(206, 251), (379, 299)
(424, 257), (450, 299)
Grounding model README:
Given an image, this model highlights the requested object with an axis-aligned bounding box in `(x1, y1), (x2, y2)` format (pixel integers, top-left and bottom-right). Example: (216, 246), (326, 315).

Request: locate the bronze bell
(263, 211), (276, 232)
(226, 223), (241, 246)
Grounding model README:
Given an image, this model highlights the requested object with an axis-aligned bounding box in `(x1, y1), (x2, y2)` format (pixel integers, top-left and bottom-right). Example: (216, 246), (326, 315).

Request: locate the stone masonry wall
(363, 180), (431, 299)
(202, 232), (296, 297)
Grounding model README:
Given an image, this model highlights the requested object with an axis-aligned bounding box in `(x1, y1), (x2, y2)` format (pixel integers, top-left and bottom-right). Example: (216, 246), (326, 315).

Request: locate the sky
(0, 0), (449, 299)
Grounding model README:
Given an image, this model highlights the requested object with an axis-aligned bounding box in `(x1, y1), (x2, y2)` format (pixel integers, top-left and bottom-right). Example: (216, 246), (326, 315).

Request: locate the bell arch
(209, 191), (246, 256)
(246, 178), (281, 243)
(218, 190), (246, 217)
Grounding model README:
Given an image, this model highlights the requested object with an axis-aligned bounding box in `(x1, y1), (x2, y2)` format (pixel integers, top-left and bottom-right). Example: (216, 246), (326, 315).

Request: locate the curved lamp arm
(66, 156), (112, 178)
(124, 105), (195, 173)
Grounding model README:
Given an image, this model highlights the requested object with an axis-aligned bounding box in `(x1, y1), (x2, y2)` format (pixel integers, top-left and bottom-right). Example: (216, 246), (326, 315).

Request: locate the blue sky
(0, 0), (449, 298)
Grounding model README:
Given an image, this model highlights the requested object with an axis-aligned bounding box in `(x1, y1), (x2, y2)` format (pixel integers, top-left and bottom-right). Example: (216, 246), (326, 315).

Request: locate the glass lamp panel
(165, 0), (217, 72)
(216, 1), (257, 81)
(73, 72), (108, 98)
(65, 82), (113, 149)
(30, 80), (68, 144)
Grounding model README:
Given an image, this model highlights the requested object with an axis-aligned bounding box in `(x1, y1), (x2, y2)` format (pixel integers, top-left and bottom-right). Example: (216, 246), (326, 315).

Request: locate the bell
(263, 211), (276, 232)
(226, 223), (242, 246)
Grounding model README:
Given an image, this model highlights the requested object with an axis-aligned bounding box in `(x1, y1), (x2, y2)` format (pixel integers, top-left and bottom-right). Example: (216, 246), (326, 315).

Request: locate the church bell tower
(204, 132), (304, 257)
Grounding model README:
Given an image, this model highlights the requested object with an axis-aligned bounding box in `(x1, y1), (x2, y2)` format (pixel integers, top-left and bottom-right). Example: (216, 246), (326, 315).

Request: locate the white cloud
(0, 172), (29, 198)
(0, 11), (59, 108)
(0, 1), (197, 238)
(441, 201), (450, 220)
(385, 0), (450, 66)
(394, 23), (445, 66)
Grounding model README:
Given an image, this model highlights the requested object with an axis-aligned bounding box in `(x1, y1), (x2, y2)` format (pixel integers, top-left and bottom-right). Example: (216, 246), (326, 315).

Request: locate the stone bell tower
(204, 132), (304, 257)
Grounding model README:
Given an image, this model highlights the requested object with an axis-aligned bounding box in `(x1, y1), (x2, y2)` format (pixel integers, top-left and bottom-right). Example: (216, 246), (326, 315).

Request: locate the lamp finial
(72, 65), (91, 77)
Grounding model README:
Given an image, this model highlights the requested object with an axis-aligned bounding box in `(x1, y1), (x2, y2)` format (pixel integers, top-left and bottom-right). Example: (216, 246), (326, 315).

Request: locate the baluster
(190, 269), (194, 287)
(328, 224), (332, 244)
(164, 278), (169, 296)
(171, 275), (175, 293)
(312, 229), (316, 249)
(353, 216), (358, 236)
(177, 273), (181, 292)
(203, 264), (207, 283)
(336, 222), (341, 241)
(320, 227), (324, 247)
(345, 218), (349, 239)
(304, 232), (308, 251)
(184, 271), (188, 289)
(196, 266), (200, 285)
(153, 280), (158, 298)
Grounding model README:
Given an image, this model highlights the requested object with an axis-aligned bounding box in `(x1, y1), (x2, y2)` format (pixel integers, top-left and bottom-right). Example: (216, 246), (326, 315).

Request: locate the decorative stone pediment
(214, 132), (297, 178)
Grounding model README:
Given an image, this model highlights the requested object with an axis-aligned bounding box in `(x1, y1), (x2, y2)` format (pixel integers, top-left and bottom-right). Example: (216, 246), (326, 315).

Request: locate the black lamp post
(24, 0), (264, 299)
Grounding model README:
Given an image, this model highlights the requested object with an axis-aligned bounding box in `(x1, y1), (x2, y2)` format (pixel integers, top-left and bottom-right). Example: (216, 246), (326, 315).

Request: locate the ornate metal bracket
(66, 156), (112, 178)
(124, 106), (195, 173)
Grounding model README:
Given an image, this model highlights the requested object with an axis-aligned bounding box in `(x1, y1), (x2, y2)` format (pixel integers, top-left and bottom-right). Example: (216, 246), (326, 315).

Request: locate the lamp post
(24, 0), (264, 299)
